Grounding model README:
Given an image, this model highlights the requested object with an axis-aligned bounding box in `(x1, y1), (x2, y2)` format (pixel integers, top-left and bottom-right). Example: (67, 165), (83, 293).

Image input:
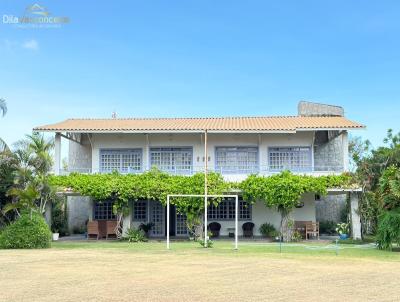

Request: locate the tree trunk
(279, 207), (293, 242)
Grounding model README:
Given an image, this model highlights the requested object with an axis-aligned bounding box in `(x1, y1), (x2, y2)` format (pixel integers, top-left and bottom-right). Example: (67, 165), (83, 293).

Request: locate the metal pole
(204, 130), (208, 248)
(167, 195), (170, 250)
(235, 195), (238, 250)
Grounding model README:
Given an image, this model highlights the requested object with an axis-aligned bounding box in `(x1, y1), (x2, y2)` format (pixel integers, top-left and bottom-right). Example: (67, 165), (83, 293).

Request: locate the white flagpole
(167, 195), (170, 250)
(235, 195), (238, 250)
(204, 130), (208, 248)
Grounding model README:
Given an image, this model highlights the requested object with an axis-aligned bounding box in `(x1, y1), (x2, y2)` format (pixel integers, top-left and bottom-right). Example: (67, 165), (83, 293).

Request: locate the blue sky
(1, 0), (400, 148)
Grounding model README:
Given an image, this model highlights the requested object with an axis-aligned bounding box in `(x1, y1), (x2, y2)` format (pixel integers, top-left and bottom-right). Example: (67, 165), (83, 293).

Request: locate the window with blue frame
(94, 200), (116, 220)
(215, 147), (258, 173)
(100, 149), (142, 173)
(268, 146), (312, 172)
(150, 147), (193, 173)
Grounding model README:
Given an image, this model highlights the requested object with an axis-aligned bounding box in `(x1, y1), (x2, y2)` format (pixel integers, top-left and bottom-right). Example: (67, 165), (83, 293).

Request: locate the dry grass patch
(1, 241), (400, 302)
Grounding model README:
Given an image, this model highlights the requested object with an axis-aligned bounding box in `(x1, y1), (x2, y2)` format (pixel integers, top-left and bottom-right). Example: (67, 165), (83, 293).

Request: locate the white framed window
(150, 147), (193, 174)
(100, 149), (142, 173)
(93, 200), (116, 220)
(208, 198), (251, 220)
(215, 147), (258, 173)
(133, 200), (147, 221)
(268, 147), (312, 172)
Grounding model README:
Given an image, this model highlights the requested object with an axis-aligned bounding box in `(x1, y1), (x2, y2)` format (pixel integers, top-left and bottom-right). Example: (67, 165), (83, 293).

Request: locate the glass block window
(150, 147), (193, 174)
(268, 147), (312, 172)
(100, 149), (142, 173)
(94, 200), (116, 220)
(208, 198), (251, 220)
(176, 213), (188, 236)
(215, 147), (259, 173)
(133, 200), (147, 221)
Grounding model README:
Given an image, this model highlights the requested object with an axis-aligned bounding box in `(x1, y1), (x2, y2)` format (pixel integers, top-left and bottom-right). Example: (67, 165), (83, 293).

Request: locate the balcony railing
(58, 164), (344, 176)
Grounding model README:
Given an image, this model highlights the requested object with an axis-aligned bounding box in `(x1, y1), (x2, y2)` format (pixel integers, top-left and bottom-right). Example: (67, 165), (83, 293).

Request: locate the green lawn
(51, 239), (400, 261)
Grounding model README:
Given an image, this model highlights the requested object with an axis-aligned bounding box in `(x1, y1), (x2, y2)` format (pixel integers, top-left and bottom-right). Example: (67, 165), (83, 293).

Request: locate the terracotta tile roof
(33, 116), (365, 132)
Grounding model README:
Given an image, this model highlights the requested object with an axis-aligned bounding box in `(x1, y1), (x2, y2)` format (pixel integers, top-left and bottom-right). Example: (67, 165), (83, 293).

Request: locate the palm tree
(0, 98), (9, 152)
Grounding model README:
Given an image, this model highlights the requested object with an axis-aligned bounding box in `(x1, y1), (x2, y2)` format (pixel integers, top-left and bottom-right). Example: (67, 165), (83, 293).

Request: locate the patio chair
(242, 222), (255, 237)
(87, 221), (100, 240)
(208, 222), (221, 238)
(294, 221), (311, 239)
(106, 220), (118, 239)
(305, 222), (320, 240)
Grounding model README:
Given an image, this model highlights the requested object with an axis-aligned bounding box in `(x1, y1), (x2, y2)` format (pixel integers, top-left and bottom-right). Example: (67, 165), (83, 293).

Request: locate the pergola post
(54, 132), (61, 175)
(350, 192), (362, 240)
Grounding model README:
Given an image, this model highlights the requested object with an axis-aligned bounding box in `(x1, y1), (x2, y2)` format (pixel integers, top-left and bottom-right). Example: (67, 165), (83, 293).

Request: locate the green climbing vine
(50, 169), (351, 240)
(240, 171), (351, 241)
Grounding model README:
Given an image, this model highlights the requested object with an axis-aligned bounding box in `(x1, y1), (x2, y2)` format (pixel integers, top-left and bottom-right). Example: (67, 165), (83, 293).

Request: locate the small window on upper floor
(150, 147), (193, 174)
(215, 147), (258, 174)
(100, 149), (142, 173)
(268, 146), (312, 172)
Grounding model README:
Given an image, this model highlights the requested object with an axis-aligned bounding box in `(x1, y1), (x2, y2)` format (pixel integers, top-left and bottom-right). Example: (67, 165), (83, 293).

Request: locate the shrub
(124, 228), (147, 243)
(319, 221), (337, 235)
(291, 230), (303, 242)
(259, 222), (276, 237)
(198, 238), (214, 248)
(0, 212), (51, 249)
(376, 210), (400, 250)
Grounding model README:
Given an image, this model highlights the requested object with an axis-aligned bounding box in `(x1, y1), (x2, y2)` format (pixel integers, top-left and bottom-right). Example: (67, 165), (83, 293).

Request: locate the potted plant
(52, 229), (60, 241)
(336, 222), (349, 240)
(139, 222), (154, 238)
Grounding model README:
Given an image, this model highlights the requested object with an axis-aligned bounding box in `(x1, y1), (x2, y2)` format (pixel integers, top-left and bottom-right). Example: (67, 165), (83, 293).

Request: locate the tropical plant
(138, 222), (154, 236)
(351, 130), (400, 234)
(0, 212), (51, 249)
(259, 222), (276, 237)
(336, 222), (349, 235)
(4, 133), (55, 216)
(376, 209), (400, 250)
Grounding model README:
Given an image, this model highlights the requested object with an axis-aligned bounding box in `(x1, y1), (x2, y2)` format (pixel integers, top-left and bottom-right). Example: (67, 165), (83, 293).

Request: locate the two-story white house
(34, 101), (364, 238)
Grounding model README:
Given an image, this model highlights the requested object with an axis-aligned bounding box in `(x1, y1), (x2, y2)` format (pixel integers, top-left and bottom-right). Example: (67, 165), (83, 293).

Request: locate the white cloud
(22, 39), (39, 51)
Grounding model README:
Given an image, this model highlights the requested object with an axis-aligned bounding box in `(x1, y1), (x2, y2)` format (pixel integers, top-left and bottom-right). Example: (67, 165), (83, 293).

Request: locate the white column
(342, 131), (349, 172)
(54, 132), (61, 175)
(350, 192), (362, 240)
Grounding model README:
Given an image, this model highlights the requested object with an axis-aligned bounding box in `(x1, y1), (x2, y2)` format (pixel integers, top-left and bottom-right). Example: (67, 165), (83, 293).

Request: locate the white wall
(128, 193), (316, 237)
(211, 193), (316, 236)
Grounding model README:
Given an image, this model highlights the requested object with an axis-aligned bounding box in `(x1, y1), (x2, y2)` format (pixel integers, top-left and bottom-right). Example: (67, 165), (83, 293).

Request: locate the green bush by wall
(0, 212), (52, 249)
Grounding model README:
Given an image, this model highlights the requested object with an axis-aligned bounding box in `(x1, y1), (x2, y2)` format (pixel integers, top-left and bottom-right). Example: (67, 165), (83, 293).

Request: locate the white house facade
(34, 101), (364, 238)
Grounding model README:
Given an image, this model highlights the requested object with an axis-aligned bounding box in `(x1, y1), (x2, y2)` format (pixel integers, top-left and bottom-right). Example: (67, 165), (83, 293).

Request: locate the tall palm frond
(0, 137), (9, 152)
(4, 184), (40, 214)
(0, 98), (6, 117)
(0, 98), (9, 151)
